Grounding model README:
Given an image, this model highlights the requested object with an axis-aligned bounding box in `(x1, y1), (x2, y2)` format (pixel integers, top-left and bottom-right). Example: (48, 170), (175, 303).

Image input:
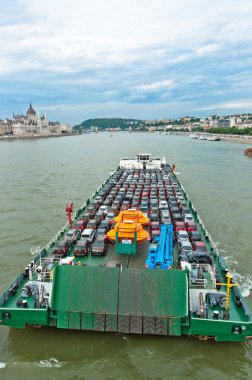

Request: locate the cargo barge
(1, 153), (252, 342)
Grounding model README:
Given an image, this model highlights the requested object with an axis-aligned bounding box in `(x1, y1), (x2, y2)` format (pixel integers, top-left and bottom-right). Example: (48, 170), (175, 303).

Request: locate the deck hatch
(118, 268), (187, 317)
(51, 266), (120, 314)
(51, 266), (188, 322)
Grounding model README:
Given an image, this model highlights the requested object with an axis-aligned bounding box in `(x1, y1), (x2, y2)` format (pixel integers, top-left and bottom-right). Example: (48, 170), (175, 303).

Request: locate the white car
(81, 228), (96, 243)
(183, 213), (194, 223)
(176, 230), (189, 243)
(99, 205), (109, 215)
(159, 201), (169, 211)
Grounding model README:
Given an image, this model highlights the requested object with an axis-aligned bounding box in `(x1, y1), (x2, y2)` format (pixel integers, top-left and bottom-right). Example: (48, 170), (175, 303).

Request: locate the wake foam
(36, 358), (63, 368)
(232, 271), (252, 298)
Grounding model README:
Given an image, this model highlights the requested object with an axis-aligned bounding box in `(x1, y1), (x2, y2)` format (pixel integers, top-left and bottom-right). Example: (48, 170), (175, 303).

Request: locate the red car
(52, 240), (72, 256)
(174, 221), (186, 232)
(73, 220), (87, 231)
(192, 241), (208, 253)
(186, 221), (198, 232)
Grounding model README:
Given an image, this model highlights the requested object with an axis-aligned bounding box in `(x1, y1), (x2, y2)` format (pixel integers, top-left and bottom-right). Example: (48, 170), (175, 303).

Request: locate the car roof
(76, 240), (88, 246)
(181, 240), (192, 246)
(194, 241), (206, 246)
(82, 228), (94, 234)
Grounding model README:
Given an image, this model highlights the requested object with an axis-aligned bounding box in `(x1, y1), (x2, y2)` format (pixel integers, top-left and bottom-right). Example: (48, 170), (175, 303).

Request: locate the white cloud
(135, 80), (174, 92)
(200, 100), (252, 111)
(195, 43), (220, 55)
(1, 0), (252, 120)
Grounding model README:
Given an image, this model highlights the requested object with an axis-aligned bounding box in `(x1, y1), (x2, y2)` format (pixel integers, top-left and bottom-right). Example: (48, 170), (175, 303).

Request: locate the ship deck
(1, 160), (251, 340)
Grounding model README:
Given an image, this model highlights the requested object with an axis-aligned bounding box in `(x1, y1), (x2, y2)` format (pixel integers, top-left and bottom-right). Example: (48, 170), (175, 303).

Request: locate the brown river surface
(0, 132), (252, 380)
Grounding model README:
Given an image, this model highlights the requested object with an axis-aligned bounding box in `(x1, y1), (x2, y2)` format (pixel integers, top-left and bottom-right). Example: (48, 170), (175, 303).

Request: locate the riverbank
(0, 132), (77, 141)
(218, 134), (252, 144)
(184, 132), (252, 145)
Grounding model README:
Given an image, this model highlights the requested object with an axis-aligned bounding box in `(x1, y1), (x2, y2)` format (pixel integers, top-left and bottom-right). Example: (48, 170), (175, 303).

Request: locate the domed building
(26, 102), (37, 125)
(11, 103), (72, 136)
(12, 103), (49, 134)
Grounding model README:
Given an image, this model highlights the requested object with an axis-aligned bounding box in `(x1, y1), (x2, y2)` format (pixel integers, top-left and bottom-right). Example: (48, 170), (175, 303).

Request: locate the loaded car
(174, 221), (186, 232)
(171, 212), (183, 222)
(99, 220), (110, 231)
(176, 230), (189, 243)
(95, 210), (106, 221)
(105, 212), (116, 224)
(64, 229), (81, 242)
(170, 206), (180, 213)
(87, 219), (100, 229)
(188, 230), (202, 241)
(162, 216), (172, 225)
(86, 206), (96, 218)
(73, 219), (87, 231)
(81, 212), (93, 221)
(95, 227), (108, 238)
(149, 213), (159, 222)
(178, 252), (212, 268)
(192, 241), (208, 253)
(186, 221), (198, 232)
(81, 228), (96, 243)
(99, 205), (110, 214)
(183, 213), (194, 223)
(74, 240), (90, 256)
(178, 240), (193, 255)
(52, 240), (72, 256)
(91, 235), (108, 256)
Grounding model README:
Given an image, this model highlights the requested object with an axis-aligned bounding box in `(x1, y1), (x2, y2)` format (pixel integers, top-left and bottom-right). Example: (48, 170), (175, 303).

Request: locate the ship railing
(44, 222), (69, 251)
(0, 272), (25, 307)
(29, 257), (59, 282)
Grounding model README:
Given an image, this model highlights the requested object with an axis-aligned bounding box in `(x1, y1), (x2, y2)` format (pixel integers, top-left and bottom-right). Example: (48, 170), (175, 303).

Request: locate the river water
(0, 133), (251, 380)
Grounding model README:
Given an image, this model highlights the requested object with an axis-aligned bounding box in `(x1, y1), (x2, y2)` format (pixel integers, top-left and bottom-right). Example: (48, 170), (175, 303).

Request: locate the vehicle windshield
(76, 241), (87, 247)
(94, 241), (104, 247)
(178, 232), (188, 237)
(195, 245), (207, 251)
(182, 243), (192, 250)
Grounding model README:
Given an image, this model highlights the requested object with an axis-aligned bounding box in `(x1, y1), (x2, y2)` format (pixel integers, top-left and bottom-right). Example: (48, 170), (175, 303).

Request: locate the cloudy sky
(1, 0), (252, 124)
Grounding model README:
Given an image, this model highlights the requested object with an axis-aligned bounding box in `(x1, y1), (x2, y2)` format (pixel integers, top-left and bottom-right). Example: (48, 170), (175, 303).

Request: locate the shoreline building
(0, 103), (72, 136)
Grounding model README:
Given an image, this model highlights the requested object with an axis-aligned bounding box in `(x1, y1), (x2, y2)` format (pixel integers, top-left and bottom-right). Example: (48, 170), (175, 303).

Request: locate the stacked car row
(51, 212), (111, 258)
(166, 173), (213, 268)
(50, 171), (129, 258)
(51, 166), (212, 265)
